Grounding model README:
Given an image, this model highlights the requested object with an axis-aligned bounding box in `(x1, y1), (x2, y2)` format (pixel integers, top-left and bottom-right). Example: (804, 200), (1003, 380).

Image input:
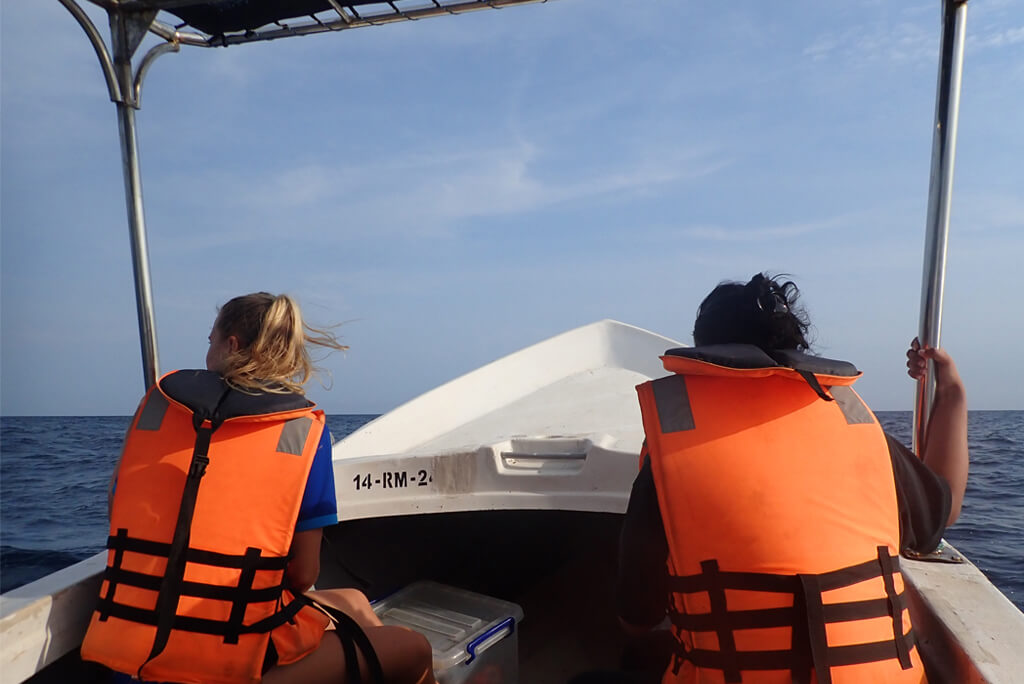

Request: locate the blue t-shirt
(295, 426), (338, 531)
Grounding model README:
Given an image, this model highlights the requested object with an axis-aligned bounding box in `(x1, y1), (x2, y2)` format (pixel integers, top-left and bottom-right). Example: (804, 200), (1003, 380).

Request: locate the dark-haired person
(82, 292), (436, 684)
(616, 274), (968, 684)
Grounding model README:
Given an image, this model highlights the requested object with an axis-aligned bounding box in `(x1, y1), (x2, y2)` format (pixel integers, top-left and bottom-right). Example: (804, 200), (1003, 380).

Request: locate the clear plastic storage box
(372, 581), (524, 684)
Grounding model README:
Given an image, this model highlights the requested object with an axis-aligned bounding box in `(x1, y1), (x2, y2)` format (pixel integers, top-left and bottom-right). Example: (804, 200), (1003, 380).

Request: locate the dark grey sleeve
(616, 448), (670, 627)
(886, 432), (952, 554)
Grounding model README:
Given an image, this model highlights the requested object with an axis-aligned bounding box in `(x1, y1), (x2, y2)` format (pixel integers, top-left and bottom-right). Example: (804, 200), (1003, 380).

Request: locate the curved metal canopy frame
(90, 0), (550, 48)
(59, 0), (548, 391)
(59, 0), (182, 390)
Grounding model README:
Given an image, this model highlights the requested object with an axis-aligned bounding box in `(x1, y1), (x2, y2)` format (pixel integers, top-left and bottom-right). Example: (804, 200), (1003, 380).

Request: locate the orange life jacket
(81, 370), (331, 684)
(636, 345), (925, 684)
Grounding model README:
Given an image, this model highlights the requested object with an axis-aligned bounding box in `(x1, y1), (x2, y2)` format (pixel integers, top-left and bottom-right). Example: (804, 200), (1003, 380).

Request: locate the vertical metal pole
(113, 22), (160, 390)
(914, 0), (968, 454)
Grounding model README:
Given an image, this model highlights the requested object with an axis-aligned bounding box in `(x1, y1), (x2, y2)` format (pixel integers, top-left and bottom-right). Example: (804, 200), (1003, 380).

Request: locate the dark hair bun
(693, 273), (811, 350)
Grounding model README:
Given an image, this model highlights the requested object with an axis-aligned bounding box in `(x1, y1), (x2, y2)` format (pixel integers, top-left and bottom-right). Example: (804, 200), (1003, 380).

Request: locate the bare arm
(286, 528), (323, 592)
(907, 338), (969, 525)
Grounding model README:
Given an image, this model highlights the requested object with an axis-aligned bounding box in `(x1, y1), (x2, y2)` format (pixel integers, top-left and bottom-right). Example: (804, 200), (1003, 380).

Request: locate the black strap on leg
(313, 600), (385, 684)
(337, 625), (362, 684)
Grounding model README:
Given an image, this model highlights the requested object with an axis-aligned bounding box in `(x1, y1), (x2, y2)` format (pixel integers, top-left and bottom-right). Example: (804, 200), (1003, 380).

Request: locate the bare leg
(309, 588), (384, 629)
(263, 624), (437, 684)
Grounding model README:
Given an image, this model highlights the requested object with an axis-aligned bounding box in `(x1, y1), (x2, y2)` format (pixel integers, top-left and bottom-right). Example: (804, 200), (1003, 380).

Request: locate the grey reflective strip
(831, 386), (875, 425)
(135, 391), (169, 431)
(652, 375), (695, 433)
(276, 417), (313, 455)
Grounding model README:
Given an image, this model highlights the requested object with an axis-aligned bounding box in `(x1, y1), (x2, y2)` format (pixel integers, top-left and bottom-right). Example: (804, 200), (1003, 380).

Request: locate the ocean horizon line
(4, 409), (1023, 419)
(0, 412), (385, 419)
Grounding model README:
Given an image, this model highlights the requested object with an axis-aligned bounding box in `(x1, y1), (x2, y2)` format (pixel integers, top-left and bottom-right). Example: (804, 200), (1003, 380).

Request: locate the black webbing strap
(669, 651), (686, 677)
(829, 631), (917, 667)
(239, 594), (307, 634)
(313, 600), (385, 684)
(701, 560), (741, 683)
(98, 528), (129, 621)
(823, 596), (901, 622)
(101, 566), (283, 603)
(105, 534), (174, 558)
(789, 586), (811, 684)
(668, 591), (902, 629)
(817, 555), (897, 591)
(668, 555), (896, 595)
(681, 632), (916, 673)
(672, 627), (918, 678)
(94, 589), (307, 637)
(668, 569), (797, 594)
(139, 424), (215, 679)
(226, 547), (265, 644)
(797, 370), (834, 401)
(877, 546), (914, 670)
(338, 620), (362, 684)
(665, 606), (687, 675)
(670, 605), (795, 631)
(686, 647), (795, 671)
(105, 533), (290, 571)
(667, 552), (915, 680)
(798, 574), (832, 684)
(671, 623), (917, 679)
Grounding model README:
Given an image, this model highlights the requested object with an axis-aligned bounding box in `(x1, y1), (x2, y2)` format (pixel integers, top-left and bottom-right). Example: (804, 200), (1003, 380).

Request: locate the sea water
(2, 412), (1021, 610)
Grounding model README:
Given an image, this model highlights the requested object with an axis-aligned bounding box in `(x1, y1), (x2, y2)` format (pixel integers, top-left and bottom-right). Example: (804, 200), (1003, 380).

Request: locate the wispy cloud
(956, 192), (1024, 233)
(393, 143), (726, 228)
(680, 216), (850, 243)
(803, 12), (1024, 71)
(152, 138), (729, 246)
(970, 25), (1024, 50)
(802, 22), (934, 66)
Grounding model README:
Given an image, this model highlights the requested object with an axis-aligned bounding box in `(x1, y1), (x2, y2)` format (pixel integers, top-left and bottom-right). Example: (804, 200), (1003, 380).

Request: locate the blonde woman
(83, 293), (435, 684)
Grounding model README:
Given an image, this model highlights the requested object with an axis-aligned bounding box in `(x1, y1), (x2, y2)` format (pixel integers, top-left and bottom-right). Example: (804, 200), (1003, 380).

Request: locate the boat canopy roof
(167, 0), (437, 35)
(91, 0), (547, 47)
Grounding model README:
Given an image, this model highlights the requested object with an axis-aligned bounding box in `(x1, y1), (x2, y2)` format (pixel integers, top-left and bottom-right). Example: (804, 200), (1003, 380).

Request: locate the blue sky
(2, 1), (1022, 416)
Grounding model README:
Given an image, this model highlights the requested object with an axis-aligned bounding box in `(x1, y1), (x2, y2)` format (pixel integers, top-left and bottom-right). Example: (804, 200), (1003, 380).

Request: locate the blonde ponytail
(214, 292), (347, 394)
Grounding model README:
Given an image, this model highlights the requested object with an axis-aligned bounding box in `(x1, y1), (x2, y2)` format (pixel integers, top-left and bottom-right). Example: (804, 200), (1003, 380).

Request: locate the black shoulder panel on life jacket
(765, 349), (860, 378)
(664, 344), (779, 369)
(159, 370), (312, 423)
(664, 345), (860, 377)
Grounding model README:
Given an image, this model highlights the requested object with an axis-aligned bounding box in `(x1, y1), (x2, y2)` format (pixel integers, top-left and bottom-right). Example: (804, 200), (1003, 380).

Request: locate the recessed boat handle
(500, 450), (586, 460)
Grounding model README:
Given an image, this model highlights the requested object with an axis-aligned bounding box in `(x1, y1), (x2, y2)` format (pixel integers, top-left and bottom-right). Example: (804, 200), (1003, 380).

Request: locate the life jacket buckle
(189, 453), (210, 477)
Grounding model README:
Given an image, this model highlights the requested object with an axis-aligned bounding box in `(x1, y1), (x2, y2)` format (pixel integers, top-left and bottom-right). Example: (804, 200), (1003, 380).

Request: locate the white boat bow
(332, 319), (680, 520)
